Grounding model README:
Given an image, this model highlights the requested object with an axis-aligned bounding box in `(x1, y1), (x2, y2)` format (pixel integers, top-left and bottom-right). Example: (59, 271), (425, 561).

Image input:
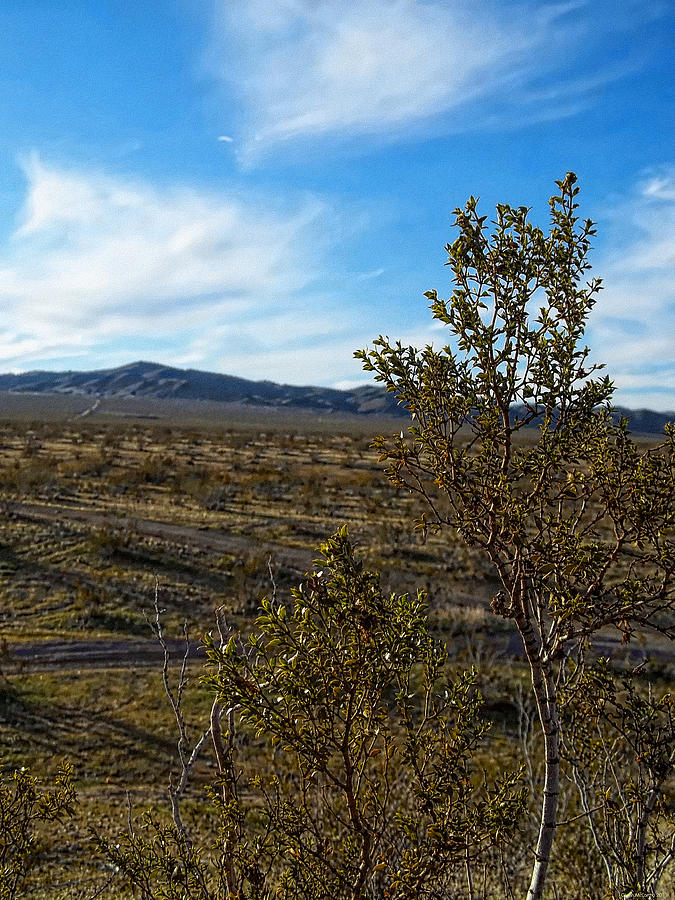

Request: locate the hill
(0, 361), (672, 434)
(0, 360), (402, 417)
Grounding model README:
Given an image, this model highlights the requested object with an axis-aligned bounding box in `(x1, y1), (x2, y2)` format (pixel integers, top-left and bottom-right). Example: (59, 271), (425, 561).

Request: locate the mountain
(508, 404), (674, 438)
(0, 360), (404, 417)
(609, 407), (675, 435)
(0, 361), (672, 434)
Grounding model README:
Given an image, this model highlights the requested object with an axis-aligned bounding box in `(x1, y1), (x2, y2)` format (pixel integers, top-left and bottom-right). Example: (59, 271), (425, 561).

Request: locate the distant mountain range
(0, 360), (672, 434)
(0, 360), (403, 417)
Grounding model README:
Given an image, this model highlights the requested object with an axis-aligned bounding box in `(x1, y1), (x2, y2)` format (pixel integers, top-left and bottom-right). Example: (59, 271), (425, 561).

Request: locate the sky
(0, 0), (672, 410)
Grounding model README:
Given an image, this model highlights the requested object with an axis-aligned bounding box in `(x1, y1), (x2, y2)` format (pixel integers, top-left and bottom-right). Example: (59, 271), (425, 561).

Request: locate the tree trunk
(633, 784), (660, 895)
(516, 614), (561, 900)
(211, 700), (240, 900)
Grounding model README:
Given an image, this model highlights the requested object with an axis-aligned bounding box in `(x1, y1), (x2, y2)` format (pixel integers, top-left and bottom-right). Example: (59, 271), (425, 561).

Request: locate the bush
(0, 764), (75, 899)
(100, 529), (524, 899)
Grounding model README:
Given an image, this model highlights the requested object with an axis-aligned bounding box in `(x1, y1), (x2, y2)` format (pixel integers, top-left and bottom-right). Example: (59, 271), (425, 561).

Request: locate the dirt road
(4, 499), (314, 673)
(9, 500), (313, 571)
(7, 636), (204, 672)
(4, 501), (670, 675)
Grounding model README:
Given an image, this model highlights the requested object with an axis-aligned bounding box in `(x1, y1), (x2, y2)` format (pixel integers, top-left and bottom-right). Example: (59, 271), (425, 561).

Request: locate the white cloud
(205, 323), (444, 387)
(207, 0), (632, 160)
(0, 155), (332, 371)
(355, 267), (385, 281)
(3, 157), (671, 410)
(587, 166), (675, 409)
(0, 155), (442, 386)
(640, 168), (675, 202)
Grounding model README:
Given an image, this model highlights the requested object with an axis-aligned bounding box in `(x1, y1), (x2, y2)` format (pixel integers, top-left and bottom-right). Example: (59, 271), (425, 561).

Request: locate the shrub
(100, 529), (524, 899)
(357, 174), (675, 899)
(0, 764), (75, 899)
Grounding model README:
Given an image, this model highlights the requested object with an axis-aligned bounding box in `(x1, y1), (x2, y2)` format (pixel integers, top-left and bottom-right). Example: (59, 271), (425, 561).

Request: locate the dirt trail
(10, 500), (313, 570)
(3, 500), (315, 673)
(73, 396), (101, 419)
(4, 502), (670, 675)
(7, 637), (205, 672)
(7, 629), (661, 676)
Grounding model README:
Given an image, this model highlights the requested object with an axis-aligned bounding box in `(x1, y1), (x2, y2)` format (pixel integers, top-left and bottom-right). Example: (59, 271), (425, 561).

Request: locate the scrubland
(0, 415), (672, 898)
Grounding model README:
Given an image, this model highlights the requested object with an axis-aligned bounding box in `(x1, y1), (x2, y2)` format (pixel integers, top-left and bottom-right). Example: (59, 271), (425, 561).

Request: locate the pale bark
(211, 700), (239, 900)
(516, 612), (561, 900)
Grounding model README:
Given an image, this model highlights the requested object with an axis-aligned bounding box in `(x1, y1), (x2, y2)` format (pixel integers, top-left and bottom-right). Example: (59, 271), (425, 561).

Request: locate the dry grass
(0, 419), (497, 646)
(0, 416), (671, 897)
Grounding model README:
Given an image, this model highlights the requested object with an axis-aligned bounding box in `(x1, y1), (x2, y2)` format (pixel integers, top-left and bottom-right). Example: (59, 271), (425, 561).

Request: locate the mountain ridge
(0, 360), (672, 434)
(0, 360), (403, 417)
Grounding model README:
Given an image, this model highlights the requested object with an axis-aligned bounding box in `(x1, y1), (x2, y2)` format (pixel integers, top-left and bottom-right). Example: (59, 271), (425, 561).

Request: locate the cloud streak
(588, 166), (675, 410)
(208, 0), (637, 161)
(0, 155), (332, 373)
(1, 158), (672, 408)
(0, 156), (444, 387)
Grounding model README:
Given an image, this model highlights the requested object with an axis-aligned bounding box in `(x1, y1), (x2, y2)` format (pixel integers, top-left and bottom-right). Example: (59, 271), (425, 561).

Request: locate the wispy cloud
(355, 267), (384, 281)
(207, 0), (640, 161)
(0, 155), (443, 386)
(588, 166), (675, 410)
(641, 170), (675, 202)
(0, 155), (332, 373)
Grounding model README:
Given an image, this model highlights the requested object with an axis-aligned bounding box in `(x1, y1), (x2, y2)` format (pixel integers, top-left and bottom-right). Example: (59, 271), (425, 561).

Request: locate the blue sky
(0, 0), (672, 409)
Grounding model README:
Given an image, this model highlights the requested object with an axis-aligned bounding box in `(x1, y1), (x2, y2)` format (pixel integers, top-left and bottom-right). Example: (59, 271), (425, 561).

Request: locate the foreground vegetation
(1, 176), (673, 898)
(358, 173), (675, 898)
(0, 418), (517, 898)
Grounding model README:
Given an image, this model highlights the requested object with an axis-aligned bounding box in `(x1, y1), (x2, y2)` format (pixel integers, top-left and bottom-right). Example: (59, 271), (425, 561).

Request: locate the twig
(210, 606), (239, 897)
(85, 867), (118, 900)
(125, 790), (134, 839)
(555, 805), (604, 828)
(152, 577), (211, 848)
(267, 556), (278, 601)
